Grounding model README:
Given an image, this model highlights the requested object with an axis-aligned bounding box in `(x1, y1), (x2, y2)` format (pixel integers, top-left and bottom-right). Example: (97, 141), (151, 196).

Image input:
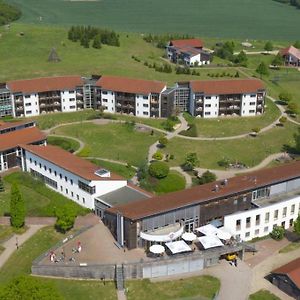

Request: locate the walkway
(0, 225), (45, 269)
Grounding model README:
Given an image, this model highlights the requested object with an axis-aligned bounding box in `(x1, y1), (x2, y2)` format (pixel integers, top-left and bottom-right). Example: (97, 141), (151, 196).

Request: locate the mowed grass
(47, 135), (80, 152)
(126, 276), (220, 300)
(279, 242), (300, 253)
(0, 172), (89, 217)
(249, 289), (281, 300)
(162, 121), (298, 169)
(7, 0), (300, 40)
(153, 171), (186, 194)
(55, 122), (160, 166)
(185, 98), (280, 138)
(0, 226), (117, 299)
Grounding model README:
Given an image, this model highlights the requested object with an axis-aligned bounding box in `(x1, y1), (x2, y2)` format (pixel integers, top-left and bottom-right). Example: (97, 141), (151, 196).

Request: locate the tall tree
(184, 153), (199, 171)
(264, 41), (274, 51)
(10, 183), (25, 228)
(256, 62), (269, 77)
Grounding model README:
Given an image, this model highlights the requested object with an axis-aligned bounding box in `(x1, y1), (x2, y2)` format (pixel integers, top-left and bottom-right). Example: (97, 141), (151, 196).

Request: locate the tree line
(0, 0), (22, 25)
(68, 25), (120, 49)
(273, 0), (300, 9)
(143, 33), (194, 48)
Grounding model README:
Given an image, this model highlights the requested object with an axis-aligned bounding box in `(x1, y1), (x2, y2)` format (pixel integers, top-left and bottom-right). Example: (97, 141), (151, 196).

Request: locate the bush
(178, 124), (198, 137)
(10, 183), (25, 229)
(252, 127), (261, 133)
(218, 158), (230, 168)
(279, 91), (292, 104)
(198, 170), (217, 185)
(183, 153), (199, 171)
(55, 205), (76, 233)
(279, 116), (287, 126)
(149, 161), (170, 179)
(152, 151), (163, 160)
(270, 226), (285, 240)
(158, 136), (168, 147)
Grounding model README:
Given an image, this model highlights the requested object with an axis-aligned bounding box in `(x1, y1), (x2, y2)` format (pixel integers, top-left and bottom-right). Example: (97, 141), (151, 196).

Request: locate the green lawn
(55, 122), (160, 166)
(0, 225), (14, 242)
(89, 158), (136, 179)
(126, 276), (220, 300)
(279, 242), (300, 253)
(162, 121), (298, 169)
(0, 172), (89, 217)
(47, 135), (80, 153)
(7, 0), (300, 40)
(184, 98), (280, 138)
(249, 289), (281, 300)
(0, 226), (117, 299)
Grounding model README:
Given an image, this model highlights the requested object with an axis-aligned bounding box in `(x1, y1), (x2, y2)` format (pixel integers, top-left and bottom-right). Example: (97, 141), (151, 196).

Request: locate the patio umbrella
(149, 244), (165, 254)
(182, 232), (197, 242)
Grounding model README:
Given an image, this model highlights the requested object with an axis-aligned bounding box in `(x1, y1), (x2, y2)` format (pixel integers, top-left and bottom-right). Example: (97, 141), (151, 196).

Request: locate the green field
(6, 0), (300, 40)
(47, 135), (80, 152)
(249, 289), (281, 300)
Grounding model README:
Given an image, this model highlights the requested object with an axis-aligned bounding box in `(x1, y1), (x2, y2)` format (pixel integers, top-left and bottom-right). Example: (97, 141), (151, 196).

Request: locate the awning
(165, 240), (192, 254)
(140, 225), (184, 242)
(217, 227), (232, 240)
(198, 235), (224, 249)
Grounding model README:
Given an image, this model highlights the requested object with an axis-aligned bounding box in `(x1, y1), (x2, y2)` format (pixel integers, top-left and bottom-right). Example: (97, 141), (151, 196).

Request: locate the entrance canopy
(140, 224), (184, 242)
(198, 235), (224, 249)
(165, 240), (192, 254)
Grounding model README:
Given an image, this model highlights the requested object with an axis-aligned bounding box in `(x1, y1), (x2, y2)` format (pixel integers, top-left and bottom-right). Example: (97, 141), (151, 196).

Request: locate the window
(25, 110), (32, 114)
(205, 96), (211, 100)
(291, 204), (295, 215)
(249, 110), (255, 113)
(234, 199), (238, 205)
(59, 174), (62, 179)
(143, 96), (148, 100)
(44, 166), (47, 171)
(25, 103), (31, 107)
(71, 191), (74, 197)
(70, 179), (73, 185)
(205, 112), (211, 115)
(143, 112), (148, 115)
(265, 212), (270, 223)
(39, 163), (42, 168)
(283, 207), (287, 218)
(49, 168), (52, 174)
(245, 232), (250, 238)
(264, 226), (268, 233)
(82, 197), (85, 204)
(25, 95), (30, 99)
(255, 214), (260, 225)
(77, 194), (79, 201)
(60, 186), (63, 191)
(65, 188), (68, 194)
(69, 90), (75, 94)
(250, 94), (256, 98)
(30, 169), (57, 189)
(102, 98), (108, 103)
(236, 219), (241, 230)
(70, 105), (76, 109)
(274, 210), (279, 221)
(54, 171), (57, 176)
(255, 229), (259, 236)
(34, 160), (37, 166)
(29, 158), (32, 163)
(102, 91), (108, 95)
(65, 176), (67, 182)
(143, 104), (148, 108)
(69, 98), (75, 102)
(246, 217), (251, 228)
(78, 180), (95, 194)
(205, 104), (211, 107)
(250, 102), (256, 105)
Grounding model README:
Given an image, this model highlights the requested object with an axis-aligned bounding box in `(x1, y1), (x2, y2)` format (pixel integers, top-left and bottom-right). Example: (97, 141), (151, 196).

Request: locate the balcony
(196, 107), (203, 111)
(150, 99), (159, 104)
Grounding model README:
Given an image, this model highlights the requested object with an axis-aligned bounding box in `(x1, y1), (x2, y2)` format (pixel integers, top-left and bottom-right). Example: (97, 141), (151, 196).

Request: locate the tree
(234, 51), (248, 66)
(278, 91), (292, 104)
(55, 205), (76, 233)
(158, 136), (168, 147)
(0, 176), (4, 192)
(0, 275), (63, 300)
(184, 152), (199, 171)
(287, 102), (298, 115)
(256, 62), (269, 77)
(198, 170), (217, 185)
(294, 41), (300, 49)
(271, 54), (284, 66)
(149, 161), (169, 179)
(152, 151), (163, 160)
(264, 41), (274, 51)
(294, 214), (300, 235)
(92, 35), (102, 49)
(10, 183), (25, 228)
(270, 226), (285, 240)
(234, 71), (240, 78)
(278, 116), (287, 126)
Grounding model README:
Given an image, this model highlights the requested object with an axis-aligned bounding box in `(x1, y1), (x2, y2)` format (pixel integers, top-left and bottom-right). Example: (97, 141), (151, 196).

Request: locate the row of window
(30, 169), (57, 189)
(59, 185), (85, 204)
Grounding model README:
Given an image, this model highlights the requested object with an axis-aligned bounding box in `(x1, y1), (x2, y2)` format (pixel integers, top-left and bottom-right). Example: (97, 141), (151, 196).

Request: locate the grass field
(0, 172), (89, 217)
(249, 289), (280, 300)
(184, 98), (280, 138)
(279, 241), (300, 253)
(47, 135), (80, 152)
(163, 121), (298, 169)
(55, 122), (160, 166)
(126, 276), (220, 300)
(6, 0), (300, 40)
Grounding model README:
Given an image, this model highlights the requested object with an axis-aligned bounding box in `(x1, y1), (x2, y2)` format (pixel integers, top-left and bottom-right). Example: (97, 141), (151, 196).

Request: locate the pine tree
(10, 183), (25, 228)
(0, 176), (4, 192)
(92, 35), (102, 49)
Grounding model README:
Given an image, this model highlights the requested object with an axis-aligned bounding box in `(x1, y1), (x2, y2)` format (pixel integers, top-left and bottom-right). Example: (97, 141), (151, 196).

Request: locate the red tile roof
(0, 127), (46, 151)
(170, 39), (203, 48)
(280, 45), (300, 60)
(107, 160), (300, 220)
(96, 76), (166, 95)
(190, 78), (265, 95)
(7, 76), (83, 94)
(272, 257), (300, 288)
(20, 144), (125, 182)
(0, 120), (35, 132)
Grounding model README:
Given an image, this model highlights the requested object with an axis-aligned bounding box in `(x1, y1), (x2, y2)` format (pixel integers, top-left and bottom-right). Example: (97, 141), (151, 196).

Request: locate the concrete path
(170, 166), (192, 188)
(0, 225), (45, 269)
(117, 290), (127, 300)
(85, 156), (138, 170)
(0, 217), (56, 226)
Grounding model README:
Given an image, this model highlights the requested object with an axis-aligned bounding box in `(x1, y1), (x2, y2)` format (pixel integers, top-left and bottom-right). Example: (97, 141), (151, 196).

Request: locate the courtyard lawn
(153, 171), (186, 194)
(0, 225), (14, 243)
(249, 290), (281, 300)
(54, 122), (160, 166)
(162, 121), (298, 169)
(126, 276), (220, 300)
(89, 158), (136, 179)
(279, 242), (300, 253)
(47, 135), (80, 153)
(0, 172), (89, 217)
(0, 226), (117, 299)
(184, 98), (280, 138)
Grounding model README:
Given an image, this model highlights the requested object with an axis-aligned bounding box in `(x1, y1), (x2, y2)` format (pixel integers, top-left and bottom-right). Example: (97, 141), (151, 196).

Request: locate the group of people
(49, 241), (82, 263)
(230, 258), (238, 267)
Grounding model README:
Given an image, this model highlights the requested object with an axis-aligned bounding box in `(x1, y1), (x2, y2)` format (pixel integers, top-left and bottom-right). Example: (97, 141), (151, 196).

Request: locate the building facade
(280, 45), (300, 67)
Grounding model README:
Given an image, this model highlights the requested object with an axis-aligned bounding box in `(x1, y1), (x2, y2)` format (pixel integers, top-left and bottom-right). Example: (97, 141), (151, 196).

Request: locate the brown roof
(170, 39), (203, 48)
(96, 76), (166, 95)
(190, 78), (265, 95)
(0, 127), (46, 151)
(272, 257), (300, 288)
(107, 160), (300, 220)
(0, 120), (35, 132)
(280, 45), (300, 60)
(20, 144), (125, 181)
(7, 76), (83, 94)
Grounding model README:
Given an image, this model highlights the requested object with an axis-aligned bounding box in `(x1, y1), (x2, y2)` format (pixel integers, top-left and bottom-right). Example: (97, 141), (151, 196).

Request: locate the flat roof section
(96, 185), (151, 207)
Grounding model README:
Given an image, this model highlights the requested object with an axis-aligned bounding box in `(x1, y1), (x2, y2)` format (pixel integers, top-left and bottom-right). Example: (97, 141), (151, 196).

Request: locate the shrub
(178, 124), (198, 137)
(152, 151), (163, 160)
(158, 136), (168, 147)
(10, 183), (25, 229)
(279, 91), (292, 104)
(279, 116), (287, 126)
(218, 158), (230, 168)
(183, 153), (199, 171)
(270, 226), (285, 240)
(149, 161), (170, 179)
(198, 170), (217, 185)
(252, 127), (261, 133)
(55, 205), (76, 233)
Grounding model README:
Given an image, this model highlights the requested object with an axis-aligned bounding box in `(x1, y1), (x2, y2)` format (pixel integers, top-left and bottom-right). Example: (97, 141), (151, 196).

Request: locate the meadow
(6, 0), (300, 40)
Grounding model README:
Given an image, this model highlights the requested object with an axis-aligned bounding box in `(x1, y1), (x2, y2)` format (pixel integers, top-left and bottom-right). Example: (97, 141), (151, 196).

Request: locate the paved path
(0, 225), (45, 269)
(86, 156), (138, 170)
(117, 290), (127, 300)
(170, 167), (192, 188)
(0, 217), (56, 226)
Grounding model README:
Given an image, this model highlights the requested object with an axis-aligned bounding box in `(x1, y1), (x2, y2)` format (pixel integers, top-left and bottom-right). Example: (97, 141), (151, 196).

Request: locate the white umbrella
(149, 244), (165, 254)
(182, 232), (197, 242)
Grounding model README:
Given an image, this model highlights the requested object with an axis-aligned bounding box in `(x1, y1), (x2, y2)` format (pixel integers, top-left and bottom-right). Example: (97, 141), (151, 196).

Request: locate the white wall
(61, 90), (77, 112)
(203, 95), (219, 118)
(241, 94), (257, 116)
(224, 196), (300, 241)
(23, 93), (40, 117)
(135, 94), (150, 118)
(23, 150), (127, 210)
(101, 90), (115, 113)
